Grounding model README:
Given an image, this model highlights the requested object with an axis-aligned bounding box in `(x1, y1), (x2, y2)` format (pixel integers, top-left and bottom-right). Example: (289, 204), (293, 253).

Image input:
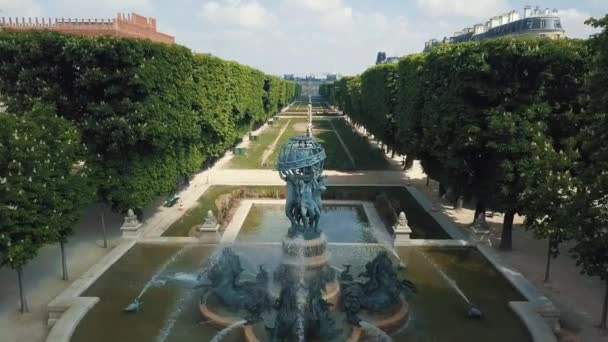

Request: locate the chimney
(524, 6), (532, 18)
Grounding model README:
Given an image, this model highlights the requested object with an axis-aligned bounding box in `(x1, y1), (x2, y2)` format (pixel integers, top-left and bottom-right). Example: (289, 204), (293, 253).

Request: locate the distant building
(0, 13), (174, 44)
(375, 51), (400, 65)
(283, 74), (295, 81)
(424, 5), (565, 52)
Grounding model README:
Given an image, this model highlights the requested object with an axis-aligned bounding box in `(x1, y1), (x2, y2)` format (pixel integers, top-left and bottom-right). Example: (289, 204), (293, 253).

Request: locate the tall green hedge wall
(325, 37), (589, 217)
(0, 31), (298, 211)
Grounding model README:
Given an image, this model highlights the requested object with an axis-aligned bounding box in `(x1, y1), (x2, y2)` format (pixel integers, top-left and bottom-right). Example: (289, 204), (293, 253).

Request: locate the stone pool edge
(219, 199), (385, 244)
(43, 184), (559, 342)
(45, 240), (136, 342)
(404, 184), (558, 342)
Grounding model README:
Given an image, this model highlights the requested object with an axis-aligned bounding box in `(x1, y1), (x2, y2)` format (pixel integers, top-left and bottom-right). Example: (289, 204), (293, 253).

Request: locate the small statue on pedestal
(120, 209), (142, 238)
(393, 211), (412, 242)
(199, 210), (220, 232)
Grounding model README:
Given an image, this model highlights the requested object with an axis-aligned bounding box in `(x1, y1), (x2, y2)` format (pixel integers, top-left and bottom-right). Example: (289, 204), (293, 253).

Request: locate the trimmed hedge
(325, 37), (590, 249)
(0, 31), (298, 211)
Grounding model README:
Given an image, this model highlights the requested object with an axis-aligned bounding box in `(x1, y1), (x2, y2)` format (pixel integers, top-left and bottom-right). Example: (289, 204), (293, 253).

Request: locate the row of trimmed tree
(321, 16), (608, 329)
(0, 31), (300, 312)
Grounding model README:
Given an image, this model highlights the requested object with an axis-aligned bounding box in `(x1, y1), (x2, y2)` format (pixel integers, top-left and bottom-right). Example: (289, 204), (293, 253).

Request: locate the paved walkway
(0, 203), (124, 342)
(206, 169), (409, 186)
(260, 119), (291, 166)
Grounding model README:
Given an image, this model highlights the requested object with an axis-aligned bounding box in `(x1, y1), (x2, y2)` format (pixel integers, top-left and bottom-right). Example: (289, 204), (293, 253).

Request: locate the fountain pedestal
(274, 234), (340, 306)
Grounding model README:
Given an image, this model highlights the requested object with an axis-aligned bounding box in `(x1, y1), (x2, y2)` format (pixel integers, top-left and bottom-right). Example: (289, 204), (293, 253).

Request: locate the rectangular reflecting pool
(236, 204), (375, 243)
(71, 243), (531, 342)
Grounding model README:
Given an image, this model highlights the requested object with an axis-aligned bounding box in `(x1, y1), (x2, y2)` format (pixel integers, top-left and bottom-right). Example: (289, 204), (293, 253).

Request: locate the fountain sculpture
(197, 135), (416, 341)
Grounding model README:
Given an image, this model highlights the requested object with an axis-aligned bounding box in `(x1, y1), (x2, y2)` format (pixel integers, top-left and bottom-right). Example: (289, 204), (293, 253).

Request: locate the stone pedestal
(274, 234), (339, 306)
(198, 210), (220, 232)
(393, 211), (412, 243)
(120, 209), (142, 238)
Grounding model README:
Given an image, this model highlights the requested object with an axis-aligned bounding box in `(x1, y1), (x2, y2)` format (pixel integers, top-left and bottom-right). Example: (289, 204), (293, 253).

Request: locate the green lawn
(163, 185), (234, 236)
(314, 127), (355, 170)
(265, 118), (308, 169)
(162, 185), (283, 236)
(225, 118), (294, 169)
(224, 117), (390, 171)
(331, 119), (391, 170)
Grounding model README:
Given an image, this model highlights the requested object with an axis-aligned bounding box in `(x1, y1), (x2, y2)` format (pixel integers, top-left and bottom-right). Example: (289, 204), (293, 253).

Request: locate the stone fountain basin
(69, 244), (532, 342)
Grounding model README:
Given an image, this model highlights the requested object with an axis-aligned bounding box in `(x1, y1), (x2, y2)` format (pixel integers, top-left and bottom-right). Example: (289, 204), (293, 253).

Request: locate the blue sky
(1, 0), (605, 75)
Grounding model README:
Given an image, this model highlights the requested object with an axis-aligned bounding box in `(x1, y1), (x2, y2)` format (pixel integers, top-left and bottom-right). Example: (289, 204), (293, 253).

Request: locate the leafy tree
(564, 15), (608, 329)
(520, 139), (575, 283)
(417, 39), (587, 249)
(360, 63), (399, 156)
(0, 104), (90, 312)
(396, 54), (426, 168)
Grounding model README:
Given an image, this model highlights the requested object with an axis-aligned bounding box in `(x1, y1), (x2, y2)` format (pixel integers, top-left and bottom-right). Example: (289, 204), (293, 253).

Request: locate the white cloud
(199, 0), (277, 30)
(559, 8), (601, 39)
(285, 0), (345, 12)
(282, 0), (353, 32)
(415, 0), (509, 19)
(0, 0), (43, 17)
(182, 0), (427, 75)
(48, 0), (152, 18)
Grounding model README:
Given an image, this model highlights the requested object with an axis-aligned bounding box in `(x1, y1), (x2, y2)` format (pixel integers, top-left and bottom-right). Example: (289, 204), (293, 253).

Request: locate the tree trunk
(403, 155), (414, 170)
(17, 268), (29, 313)
(499, 210), (515, 251)
(439, 183), (446, 197)
(544, 239), (552, 283)
(391, 150), (395, 159)
(101, 211), (108, 248)
(473, 201), (486, 224)
(454, 196), (464, 210)
(600, 279), (608, 329)
(426, 176), (430, 187)
(60, 241), (68, 281)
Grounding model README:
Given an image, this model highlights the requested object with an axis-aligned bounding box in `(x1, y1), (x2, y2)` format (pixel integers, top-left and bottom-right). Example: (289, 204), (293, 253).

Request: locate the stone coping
(396, 184), (556, 340)
(350, 113), (557, 340)
(403, 185), (468, 240)
(46, 297), (99, 342)
(277, 115), (343, 119)
(219, 199), (387, 244)
(510, 302), (558, 342)
(45, 240), (136, 342)
(44, 178), (557, 342)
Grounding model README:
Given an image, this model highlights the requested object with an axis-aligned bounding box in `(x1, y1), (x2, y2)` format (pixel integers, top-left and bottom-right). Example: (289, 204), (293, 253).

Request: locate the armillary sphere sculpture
(277, 136), (327, 239)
